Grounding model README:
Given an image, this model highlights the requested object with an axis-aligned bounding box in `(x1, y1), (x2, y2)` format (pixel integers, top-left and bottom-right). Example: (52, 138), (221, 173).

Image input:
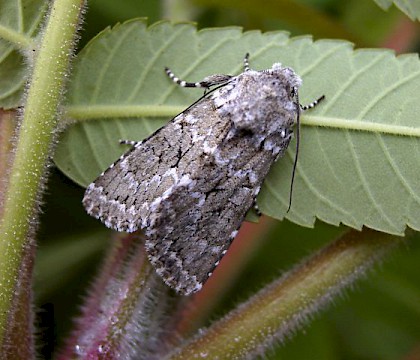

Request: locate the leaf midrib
(65, 104), (420, 137)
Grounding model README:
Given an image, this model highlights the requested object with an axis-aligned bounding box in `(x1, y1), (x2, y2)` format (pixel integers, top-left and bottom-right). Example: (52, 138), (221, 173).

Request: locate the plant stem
(168, 229), (402, 359)
(58, 234), (176, 359)
(0, 0), (85, 346)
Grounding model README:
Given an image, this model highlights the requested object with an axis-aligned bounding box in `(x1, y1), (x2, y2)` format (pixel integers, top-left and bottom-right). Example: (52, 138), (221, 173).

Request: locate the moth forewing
(83, 56), (323, 295)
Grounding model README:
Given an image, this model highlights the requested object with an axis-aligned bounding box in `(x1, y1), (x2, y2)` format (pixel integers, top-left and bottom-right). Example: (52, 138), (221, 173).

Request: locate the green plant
(0, 0), (419, 358)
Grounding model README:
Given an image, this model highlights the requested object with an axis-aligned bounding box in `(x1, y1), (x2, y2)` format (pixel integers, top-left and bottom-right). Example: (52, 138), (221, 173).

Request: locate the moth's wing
(145, 133), (289, 295)
(82, 97), (230, 233)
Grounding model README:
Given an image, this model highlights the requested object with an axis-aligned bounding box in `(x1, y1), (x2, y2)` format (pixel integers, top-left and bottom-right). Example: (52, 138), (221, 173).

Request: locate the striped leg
(252, 200), (262, 217)
(119, 139), (142, 147)
(243, 53), (250, 72)
(164, 68), (232, 89)
(300, 95), (325, 110)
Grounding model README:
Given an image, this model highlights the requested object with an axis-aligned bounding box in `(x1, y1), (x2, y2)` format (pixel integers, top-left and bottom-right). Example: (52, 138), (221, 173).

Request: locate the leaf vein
(299, 43), (347, 77)
(126, 26), (188, 103)
(345, 131), (398, 231)
(263, 176), (308, 224)
(321, 53), (387, 112)
(90, 25), (138, 104)
(286, 150), (358, 223)
(357, 69), (420, 119)
(378, 135), (420, 206)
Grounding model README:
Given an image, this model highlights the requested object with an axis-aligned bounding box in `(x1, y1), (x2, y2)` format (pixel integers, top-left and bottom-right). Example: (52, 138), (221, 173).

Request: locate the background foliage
(1, 0), (419, 359)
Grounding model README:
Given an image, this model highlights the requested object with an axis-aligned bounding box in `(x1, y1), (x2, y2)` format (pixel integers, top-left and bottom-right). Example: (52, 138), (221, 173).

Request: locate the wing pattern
(83, 63), (301, 295)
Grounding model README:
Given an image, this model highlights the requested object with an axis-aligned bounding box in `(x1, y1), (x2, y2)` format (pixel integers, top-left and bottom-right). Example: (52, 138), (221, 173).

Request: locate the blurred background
(35, 1), (420, 359)
(81, 0), (420, 52)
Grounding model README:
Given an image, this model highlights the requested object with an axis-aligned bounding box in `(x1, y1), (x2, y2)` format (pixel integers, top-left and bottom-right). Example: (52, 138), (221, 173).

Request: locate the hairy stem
(168, 229), (402, 359)
(0, 0), (85, 348)
(59, 234), (176, 360)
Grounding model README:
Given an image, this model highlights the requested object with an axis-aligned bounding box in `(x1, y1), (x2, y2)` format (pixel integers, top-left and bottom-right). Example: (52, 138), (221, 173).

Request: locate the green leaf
(0, 0), (48, 108)
(55, 20), (420, 236)
(373, 0), (420, 20)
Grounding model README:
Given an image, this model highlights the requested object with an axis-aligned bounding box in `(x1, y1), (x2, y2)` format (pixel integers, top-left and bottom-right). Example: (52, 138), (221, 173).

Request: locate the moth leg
(243, 53), (251, 72)
(164, 67), (232, 89)
(119, 139), (142, 147)
(300, 95), (325, 110)
(253, 199), (262, 217)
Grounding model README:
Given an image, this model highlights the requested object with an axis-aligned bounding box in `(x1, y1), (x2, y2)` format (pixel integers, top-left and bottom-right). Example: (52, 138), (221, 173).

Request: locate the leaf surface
(373, 0), (420, 20)
(0, 0), (48, 107)
(55, 20), (420, 235)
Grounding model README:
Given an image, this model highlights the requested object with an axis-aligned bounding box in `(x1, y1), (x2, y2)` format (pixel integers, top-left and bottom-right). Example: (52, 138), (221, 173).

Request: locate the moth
(83, 54), (324, 295)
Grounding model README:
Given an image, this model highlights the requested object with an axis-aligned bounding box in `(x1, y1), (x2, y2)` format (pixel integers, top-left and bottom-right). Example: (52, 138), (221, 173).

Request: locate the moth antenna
(287, 88), (300, 213)
(287, 93), (325, 212)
